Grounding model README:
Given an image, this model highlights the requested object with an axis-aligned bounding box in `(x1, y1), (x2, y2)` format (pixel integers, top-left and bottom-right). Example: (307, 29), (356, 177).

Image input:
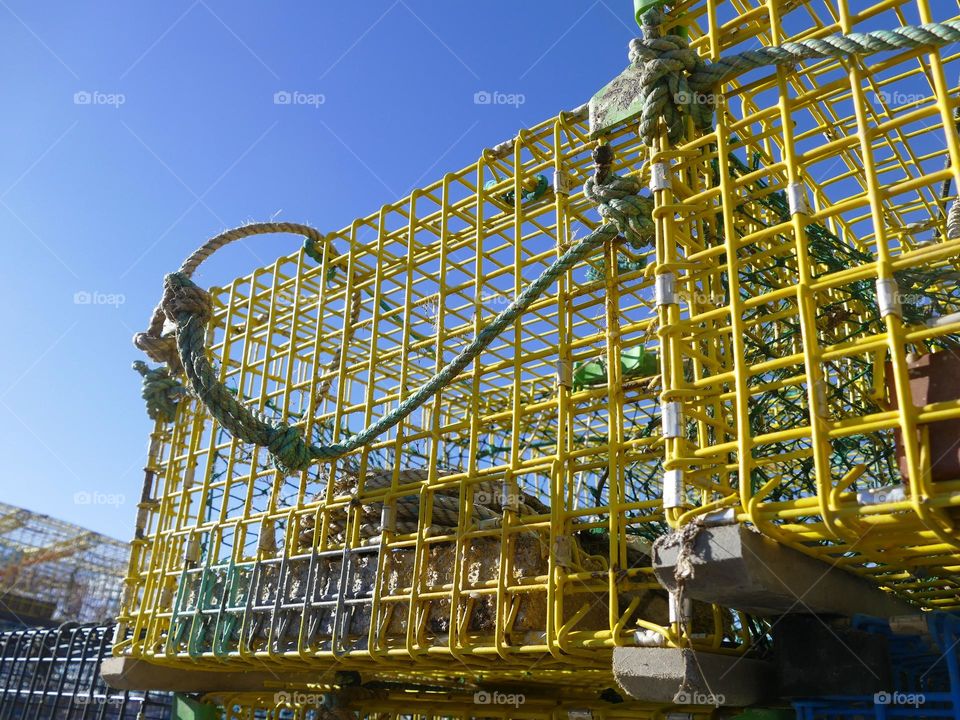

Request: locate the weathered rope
(948, 198), (960, 240)
(314, 287), (362, 403)
(652, 518), (709, 703)
(633, 7), (960, 143)
(301, 469), (553, 546)
(132, 360), (185, 423)
(156, 157), (652, 473)
(133, 222), (333, 372)
(585, 167), (655, 246)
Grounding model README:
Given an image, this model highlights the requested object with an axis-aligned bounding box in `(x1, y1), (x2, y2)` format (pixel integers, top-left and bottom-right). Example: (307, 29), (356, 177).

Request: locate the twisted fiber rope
(948, 199), (960, 239)
(161, 170), (648, 473)
(132, 360), (184, 423)
(134, 222), (330, 372)
(309, 495), (541, 544)
(300, 220), (356, 383)
(301, 494), (543, 546)
(633, 7), (960, 143)
(338, 469), (551, 514)
(326, 468), (549, 539)
(652, 518), (710, 702)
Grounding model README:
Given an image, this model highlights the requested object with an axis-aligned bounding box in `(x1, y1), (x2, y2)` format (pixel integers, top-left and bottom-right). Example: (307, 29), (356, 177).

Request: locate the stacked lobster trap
(117, 0), (960, 699)
(118, 105), (751, 682)
(0, 501), (130, 629)
(652, 0), (960, 608)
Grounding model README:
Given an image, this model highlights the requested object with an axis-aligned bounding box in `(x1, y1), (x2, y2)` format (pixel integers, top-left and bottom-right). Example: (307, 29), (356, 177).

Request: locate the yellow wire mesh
(115, 107), (751, 680)
(116, 0), (960, 687)
(0, 501), (129, 626)
(656, 0), (960, 608)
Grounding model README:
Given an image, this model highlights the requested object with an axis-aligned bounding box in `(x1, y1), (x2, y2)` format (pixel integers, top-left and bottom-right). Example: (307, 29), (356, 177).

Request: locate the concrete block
(653, 524), (916, 618)
(612, 647), (774, 706)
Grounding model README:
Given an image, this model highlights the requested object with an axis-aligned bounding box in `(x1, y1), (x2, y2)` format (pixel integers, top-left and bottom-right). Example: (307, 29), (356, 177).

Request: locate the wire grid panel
(211, 690), (719, 720)
(655, 0), (960, 607)
(0, 624), (170, 719)
(116, 108), (751, 677)
(0, 501), (130, 626)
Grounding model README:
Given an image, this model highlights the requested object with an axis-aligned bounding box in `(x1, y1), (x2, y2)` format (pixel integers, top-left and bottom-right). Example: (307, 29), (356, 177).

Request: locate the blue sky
(0, 1), (636, 537)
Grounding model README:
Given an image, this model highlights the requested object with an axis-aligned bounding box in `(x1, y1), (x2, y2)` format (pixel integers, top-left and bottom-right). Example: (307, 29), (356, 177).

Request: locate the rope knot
(161, 272), (213, 325)
(132, 360), (185, 423)
(304, 235), (350, 284)
(133, 331), (182, 372)
(629, 8), (714, 144)
(303, 235), (325, 264)
(584, 172), (655, 248)
(266, 424), (314, 474)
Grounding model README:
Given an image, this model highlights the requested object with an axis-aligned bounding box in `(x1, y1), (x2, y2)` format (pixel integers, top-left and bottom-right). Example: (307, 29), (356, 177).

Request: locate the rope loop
(133, 332), (181, 372)
(161, 273), (212, 326)
(132, 222), (329, 420)
(303, 235), (326, 264)
(266, 424), (315, 475)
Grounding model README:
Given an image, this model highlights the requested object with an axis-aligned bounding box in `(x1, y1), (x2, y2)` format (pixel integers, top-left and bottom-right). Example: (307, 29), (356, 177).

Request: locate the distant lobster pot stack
(0, 501), (130, 630)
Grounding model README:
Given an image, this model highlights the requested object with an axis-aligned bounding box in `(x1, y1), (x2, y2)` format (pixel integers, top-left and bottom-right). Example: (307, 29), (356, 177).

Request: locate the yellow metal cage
(118, 0), (960, 687)
(117, 105), (752, 680)
(653, 0), (960, 608)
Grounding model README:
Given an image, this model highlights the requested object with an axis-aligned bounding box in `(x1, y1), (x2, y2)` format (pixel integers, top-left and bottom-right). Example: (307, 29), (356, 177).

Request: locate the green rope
(132, 360), (185, 423)
(632, 7), (960, 143)
(158, 169), (652, 474)
(137, 9), (960, 482)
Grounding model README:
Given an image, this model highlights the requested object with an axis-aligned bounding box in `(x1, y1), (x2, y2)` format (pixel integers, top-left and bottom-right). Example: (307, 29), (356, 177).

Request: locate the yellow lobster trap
(119, 105), (751, 680)
(645, 0), (960, 607)
(119, 0), (960, 686)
